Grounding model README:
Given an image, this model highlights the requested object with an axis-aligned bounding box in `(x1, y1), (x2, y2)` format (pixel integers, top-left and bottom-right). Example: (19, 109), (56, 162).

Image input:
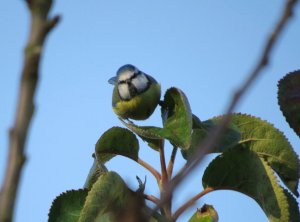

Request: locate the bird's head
(109, 64), (151, 100)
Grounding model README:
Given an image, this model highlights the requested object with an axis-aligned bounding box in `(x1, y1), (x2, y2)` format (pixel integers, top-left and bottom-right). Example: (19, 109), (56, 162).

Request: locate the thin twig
(158, 140), (172, 217)
(143, 194), (160, 205)
(172, 187), (214, 221)
(137, 158), (161, 182)
(167, 146), (178, 179)
(0, 1), (59, 221)
(153, 0), (298, 216)
(159, 140), (168, 188)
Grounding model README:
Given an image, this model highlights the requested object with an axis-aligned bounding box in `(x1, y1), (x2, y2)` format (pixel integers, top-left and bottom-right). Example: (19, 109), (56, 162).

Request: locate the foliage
(78, 171), (146, 222)
(203, 147), (298, 222)
(278, 70), (300, 138)
(48, 189), (88, 222)
(49, 74), (300, 221)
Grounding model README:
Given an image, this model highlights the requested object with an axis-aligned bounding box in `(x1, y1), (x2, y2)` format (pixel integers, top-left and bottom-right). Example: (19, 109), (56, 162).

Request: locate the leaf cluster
(49, 72), (300, 221)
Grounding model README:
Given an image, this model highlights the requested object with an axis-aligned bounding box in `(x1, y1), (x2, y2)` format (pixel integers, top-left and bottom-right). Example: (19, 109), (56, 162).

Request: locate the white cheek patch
(118, 84), (131, 100)
(131, 74), (149, 93)
(118, 71), (134, 82)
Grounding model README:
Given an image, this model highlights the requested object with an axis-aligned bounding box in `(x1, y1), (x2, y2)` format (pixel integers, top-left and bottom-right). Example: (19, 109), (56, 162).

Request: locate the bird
(108, 64), (161, 120)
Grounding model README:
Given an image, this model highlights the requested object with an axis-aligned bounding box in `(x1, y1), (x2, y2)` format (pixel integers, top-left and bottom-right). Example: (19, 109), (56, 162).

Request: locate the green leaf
(202, 117), (241, 152)
(220, 113), (299, 196)
(203, 147), (299, 222)
(188, 204), (219, 222)
(284, 189), (300, 221)
(181, 115), (241, 160)
(48, 189), (88, 222)
(181, 128), (207, 160)
(141, 137), (163, 151)
(84, 156), (108, 190)
(79, 171), (129, 222)
(192, 114), (203, 129)
(278, 70), (300, 138)
(95, 127), (139, 163)
(120, 119), (165, 140)
(79, 171), (147, 222)
(161, 87), (193, 149)
(120, 118), (163, 151)
(120, 87), (193, 149)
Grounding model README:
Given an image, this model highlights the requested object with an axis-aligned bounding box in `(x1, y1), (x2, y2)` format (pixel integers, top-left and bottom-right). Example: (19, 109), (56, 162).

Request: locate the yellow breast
(112, 84), (161, 120)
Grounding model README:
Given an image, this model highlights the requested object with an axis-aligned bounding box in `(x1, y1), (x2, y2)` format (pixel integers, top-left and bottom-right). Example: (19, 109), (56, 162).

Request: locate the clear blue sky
(1, 1), (300, 221)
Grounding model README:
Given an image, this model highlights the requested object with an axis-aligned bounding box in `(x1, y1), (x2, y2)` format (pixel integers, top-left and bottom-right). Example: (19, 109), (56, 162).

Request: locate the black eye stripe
(118, 71), (141, 84)
(130, 73), (137, 81)
(130, 71), (142, 81)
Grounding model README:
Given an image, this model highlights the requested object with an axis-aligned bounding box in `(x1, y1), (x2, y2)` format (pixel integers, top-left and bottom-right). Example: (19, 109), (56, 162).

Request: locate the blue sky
(1, 1), (300, 221)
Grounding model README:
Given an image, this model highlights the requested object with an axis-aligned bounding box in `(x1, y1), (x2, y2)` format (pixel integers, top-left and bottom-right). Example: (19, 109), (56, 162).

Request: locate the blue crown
(116, 64), (137, 76)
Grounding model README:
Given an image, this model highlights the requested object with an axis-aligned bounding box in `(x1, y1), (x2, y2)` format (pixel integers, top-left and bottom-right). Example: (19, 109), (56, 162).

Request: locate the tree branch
(167, 146), (178, 179)
(153, 0), (299, 216)
(143, 194), (160, 205)
(0, 1), (59, 221)
(137, 158), (161, 183)
(172, 187), (214, 221)
(159, 140), (168, 188)
(158, 140), (172, 218)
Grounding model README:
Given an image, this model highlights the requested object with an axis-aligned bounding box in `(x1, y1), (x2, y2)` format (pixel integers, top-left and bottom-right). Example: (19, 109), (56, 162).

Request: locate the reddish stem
(172, 187), (214, 221)
(137, 158), (161, 183)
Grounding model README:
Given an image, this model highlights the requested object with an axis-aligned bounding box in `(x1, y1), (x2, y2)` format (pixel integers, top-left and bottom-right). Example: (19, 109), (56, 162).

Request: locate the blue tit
(108, 64), (161, 120)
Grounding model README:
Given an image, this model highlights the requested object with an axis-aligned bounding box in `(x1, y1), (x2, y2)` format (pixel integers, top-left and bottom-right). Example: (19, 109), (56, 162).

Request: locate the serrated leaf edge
(203, 151), (293, 221)
(208, 112), (300, 195)
(120, 118), (164, 139)
(277, 70), (300, 138)
(261, 158), (290, 222)
(48, 189), (89, 219)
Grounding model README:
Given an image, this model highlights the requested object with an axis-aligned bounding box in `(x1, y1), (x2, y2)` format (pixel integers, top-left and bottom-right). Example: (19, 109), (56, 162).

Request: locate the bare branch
(0, 0), (59, 221)
(153, 0), (299, 215)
